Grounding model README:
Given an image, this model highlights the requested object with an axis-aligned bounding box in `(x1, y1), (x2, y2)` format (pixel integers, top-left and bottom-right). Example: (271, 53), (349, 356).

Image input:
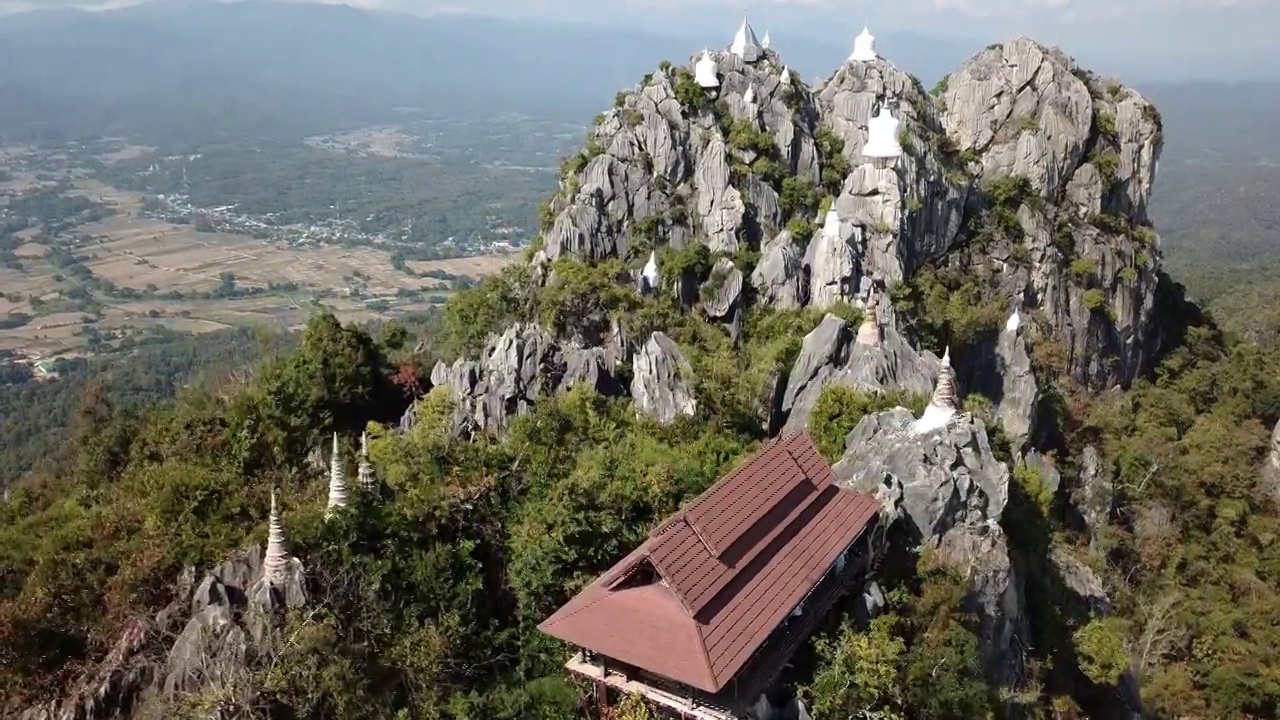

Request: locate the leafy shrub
(810, 385), (925, 460)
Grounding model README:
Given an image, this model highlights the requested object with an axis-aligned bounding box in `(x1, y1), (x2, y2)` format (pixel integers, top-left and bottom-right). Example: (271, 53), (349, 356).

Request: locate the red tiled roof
(537, 432), (880, 694)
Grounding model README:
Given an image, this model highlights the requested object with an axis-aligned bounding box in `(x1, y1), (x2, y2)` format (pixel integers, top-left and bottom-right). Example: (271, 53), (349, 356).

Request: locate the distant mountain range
(0, 0), (975, 144)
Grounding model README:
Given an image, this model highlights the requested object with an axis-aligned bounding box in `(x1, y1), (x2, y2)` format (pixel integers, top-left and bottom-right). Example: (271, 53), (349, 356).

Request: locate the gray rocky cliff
(941, 37), (1166, 389)
(831, 405), (1026, 688)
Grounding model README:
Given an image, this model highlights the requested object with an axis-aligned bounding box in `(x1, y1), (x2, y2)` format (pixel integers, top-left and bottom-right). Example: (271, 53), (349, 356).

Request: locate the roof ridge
(684, 512), (718, 558)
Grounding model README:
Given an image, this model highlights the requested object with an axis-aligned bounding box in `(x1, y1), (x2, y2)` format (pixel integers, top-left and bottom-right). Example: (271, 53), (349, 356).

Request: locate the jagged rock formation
(940, 38), (1165, 389)
(994, 310), (1039, 448)
(781, 309), (938, 433)
(631, 331), (697, 424)
(431, 31), (1167, 443)
(1072, 444), (1115, 549)
(751, 229), (805, 308)
(19, 500), (306, 720)
(406, 322), (630, 437)
(832, 405), (1023, 687)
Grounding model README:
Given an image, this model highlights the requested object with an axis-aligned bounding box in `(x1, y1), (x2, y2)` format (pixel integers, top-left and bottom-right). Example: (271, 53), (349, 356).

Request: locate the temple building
(849, 24), (878, 63)
(538, 432), (886, 720)
(695, 50), (721, 89)
(862, 102), (903, 161)
(729, 15), (764, 62)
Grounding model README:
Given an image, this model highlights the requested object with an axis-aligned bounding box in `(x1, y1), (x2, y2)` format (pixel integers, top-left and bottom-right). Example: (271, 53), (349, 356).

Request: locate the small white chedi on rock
(695, 49), (720, 88)
(849, 24), (878, 63)
(729, 14), (764, 62)
(912, 347), (958, 434)
(641, 250), (661, 293)
(1005, 307), (1022, 334)
(779, 66), (792, 86)
(326, 431), (347, 517)
(821, 207), (842, 238)
(263, 488), (290, 587)
(761, 30), (771, 49)
(862, 102), (903, 160)
(357, 430), (376, 492)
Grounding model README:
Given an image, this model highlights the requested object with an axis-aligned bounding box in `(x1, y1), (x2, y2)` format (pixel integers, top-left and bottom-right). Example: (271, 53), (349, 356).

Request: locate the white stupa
(695, 50), (720, 89)
(849, 24), (878, 62)
(641, 250), (661, 293)
(730, 14), (764, 62)
(325, 432), (348, 518)
(862, 103), (903, 160)
(357, 430), (376, 492)
(779, 66), (792, 86)
(821, 207), (842, 238)
(761, 31), (771, 49)
(263, 489), (289, 587)
(913, 347), (958, 434)
(1005, 307), (1022, 334)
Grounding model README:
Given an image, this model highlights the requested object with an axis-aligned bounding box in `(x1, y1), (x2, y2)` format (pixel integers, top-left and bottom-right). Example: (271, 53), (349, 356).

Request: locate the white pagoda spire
(263, 488), (289, 587)
(850, 23), (878, 62)
(695, 49), (720, 89)
(913, 348), (958, 434)
(855, 290), (882, 346)
(730, 13), (764, 62)
(326, 432), (348, 518)
(779, 66), (792, 86)
(761, 30), (771, 49)
(357, 430), (376, 492)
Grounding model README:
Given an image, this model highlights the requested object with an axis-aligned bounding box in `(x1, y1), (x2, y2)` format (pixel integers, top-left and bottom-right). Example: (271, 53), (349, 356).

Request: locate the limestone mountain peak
(430, 25), (1168, 456)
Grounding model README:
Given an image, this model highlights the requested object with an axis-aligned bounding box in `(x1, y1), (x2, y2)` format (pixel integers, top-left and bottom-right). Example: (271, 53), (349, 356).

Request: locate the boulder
(631, 331), (698, 425)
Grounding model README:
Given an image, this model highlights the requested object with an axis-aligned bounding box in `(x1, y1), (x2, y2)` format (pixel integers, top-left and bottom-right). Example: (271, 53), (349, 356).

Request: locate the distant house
(32, 359), (58, 379)
(538, 432), (886, 720)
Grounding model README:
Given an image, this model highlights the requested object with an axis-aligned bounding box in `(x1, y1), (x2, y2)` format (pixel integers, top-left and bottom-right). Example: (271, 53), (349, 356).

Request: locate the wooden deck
(565, 652), (739, 720)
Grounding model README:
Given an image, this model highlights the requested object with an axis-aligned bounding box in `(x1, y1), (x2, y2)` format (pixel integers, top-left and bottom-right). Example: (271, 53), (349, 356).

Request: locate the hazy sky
(1, 0), (1275, 80)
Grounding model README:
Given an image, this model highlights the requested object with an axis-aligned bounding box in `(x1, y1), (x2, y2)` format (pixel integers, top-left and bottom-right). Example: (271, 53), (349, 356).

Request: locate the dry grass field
(2, 175), (517, 360)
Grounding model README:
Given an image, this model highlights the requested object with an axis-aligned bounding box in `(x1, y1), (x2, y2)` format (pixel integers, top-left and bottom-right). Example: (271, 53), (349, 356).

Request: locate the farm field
(2, 176), (518, 360)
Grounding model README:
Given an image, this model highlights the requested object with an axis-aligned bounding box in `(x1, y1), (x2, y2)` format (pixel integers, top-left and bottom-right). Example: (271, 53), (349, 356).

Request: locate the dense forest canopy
(2, 243), (1279, 718)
